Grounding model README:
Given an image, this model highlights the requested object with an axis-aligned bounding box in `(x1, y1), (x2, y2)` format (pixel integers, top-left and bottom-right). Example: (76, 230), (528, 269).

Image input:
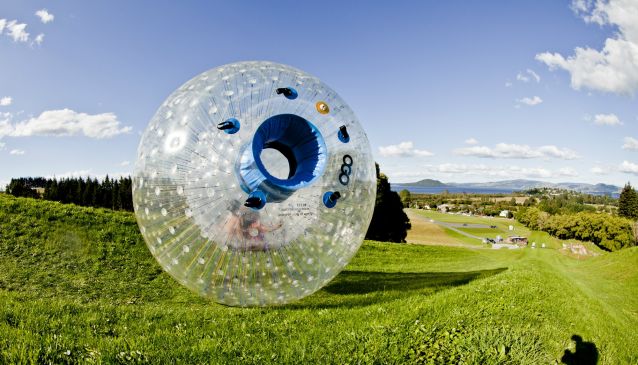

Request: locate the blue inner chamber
(236, 114), (327, 202)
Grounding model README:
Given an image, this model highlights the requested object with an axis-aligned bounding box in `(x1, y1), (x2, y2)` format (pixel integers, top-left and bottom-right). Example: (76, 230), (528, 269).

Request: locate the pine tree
(365, 163), (411, 243)
(618, 183), (638, 220)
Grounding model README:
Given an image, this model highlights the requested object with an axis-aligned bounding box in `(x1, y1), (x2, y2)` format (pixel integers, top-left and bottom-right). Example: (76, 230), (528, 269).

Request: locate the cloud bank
(454, 143), (579, 160)
(593, 113), (622, 126)
(379, 141), (434, 158)
(536, 0), (638, 95)
(0, 109), (132, 139)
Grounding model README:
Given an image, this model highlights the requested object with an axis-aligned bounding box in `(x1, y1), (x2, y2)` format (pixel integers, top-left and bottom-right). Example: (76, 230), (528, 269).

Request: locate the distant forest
(5, 177), (133, 211)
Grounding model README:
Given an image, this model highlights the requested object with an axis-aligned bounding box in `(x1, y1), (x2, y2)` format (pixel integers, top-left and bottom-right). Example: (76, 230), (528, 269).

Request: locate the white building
(438, 204), (451, 213)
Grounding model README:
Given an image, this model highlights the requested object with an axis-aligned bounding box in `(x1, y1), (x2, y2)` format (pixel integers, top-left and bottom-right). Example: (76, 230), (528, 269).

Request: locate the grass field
(411, 209), (530, 237)
(1, 195), (636, 364)
(407, 209), (603, 253)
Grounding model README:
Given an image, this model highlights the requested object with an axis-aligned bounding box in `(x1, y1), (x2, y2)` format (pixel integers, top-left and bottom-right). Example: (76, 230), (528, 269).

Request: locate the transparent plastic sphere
(133, 61), (376, 306)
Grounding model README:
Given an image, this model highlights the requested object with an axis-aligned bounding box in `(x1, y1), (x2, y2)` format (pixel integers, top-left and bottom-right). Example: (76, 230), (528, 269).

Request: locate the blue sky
(1, 0), (637, 188)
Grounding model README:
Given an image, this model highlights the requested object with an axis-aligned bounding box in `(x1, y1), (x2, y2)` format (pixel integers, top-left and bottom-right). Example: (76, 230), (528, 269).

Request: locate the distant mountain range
(400, 178), (621, 195)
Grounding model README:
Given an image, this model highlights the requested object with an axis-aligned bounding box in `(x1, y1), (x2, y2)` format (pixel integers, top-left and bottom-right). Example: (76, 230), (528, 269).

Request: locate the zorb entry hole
(260, 148), (292, 179)
(252, 114), (327, 191)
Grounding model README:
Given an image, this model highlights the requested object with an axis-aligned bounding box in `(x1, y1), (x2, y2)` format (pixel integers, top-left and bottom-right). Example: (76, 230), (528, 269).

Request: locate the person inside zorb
(133, 61), (376, 306)
(222, 200), (283, 251)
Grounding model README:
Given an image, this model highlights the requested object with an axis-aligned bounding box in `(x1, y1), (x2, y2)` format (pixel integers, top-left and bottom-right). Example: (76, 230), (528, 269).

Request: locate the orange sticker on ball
(316, 101), (330, 114)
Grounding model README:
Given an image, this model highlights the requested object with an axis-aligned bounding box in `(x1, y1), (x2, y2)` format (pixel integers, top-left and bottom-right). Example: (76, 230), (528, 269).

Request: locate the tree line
(516, 184), (638, 251)
(5, 176), (133, 211)
(402, 190), (526, 217)
(516, 207), (635, 251)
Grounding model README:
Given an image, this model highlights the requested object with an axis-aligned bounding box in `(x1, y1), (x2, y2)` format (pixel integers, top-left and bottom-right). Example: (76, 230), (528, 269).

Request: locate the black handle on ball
(244, 196), (263, 208)
(217, 121), (235, 130)
(339, 125), (349, 140)
(276, 88), (293, 97)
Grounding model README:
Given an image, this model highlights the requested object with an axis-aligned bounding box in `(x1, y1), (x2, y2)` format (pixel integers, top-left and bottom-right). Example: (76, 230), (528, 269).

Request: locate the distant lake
(392, 184), (619, 197)
(392, 185), (516, 195)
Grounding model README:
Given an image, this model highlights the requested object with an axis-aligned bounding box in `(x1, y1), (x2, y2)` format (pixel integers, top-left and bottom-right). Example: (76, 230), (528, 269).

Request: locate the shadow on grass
(284, 268), (507, 309)
(561, 335), (598, 365)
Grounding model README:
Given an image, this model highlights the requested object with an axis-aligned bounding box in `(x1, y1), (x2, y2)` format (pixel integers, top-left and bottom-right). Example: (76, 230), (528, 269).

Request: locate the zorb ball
(133, 61), (376, 306)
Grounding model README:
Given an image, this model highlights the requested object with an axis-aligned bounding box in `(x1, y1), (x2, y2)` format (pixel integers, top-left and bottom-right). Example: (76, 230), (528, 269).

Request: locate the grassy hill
(0, 194), (636, 364)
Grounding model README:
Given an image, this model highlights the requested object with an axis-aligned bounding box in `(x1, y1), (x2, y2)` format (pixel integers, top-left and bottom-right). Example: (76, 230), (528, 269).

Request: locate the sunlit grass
(0, 195), (636, 364)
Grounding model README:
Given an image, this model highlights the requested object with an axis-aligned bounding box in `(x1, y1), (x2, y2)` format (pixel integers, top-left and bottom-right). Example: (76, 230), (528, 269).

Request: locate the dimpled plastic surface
(133, 61), (376, 306)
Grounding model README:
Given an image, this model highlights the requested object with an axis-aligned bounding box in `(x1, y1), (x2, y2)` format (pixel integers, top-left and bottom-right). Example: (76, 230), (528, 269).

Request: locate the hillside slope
(0, 194), (636, 364)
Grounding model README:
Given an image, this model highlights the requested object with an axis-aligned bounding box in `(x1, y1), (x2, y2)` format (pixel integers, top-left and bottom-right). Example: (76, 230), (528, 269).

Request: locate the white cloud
(464, 138), (479, 145)
(120, 160), (131, 167)
(0, 97), (12, 106)
(536, 0), (638, 95)
(0, 141), (5, 150)
(591, 166), (613, 175)
(516, 96), (543, 106)
(505, 81), (513, 87)
(418, 163), (577, 179)
(593, 113), (622, 126)
(620, 160), (638, 175)
(558, 167), (578, 177)
(516, 69), (541, 83)
(33, 33), (44, 46)
(385, 163), (588, 183)
(516, 74), (530, 83)
(47, 169), (93, 179)
(35, 9), (54, 24)
(9, 149), (25, 155)
(528, 69), (541, 82)
(4, 20), (30, 42)
(454, 143), (579, 160)
(0, 108), (132, 139)
(623, 137), (638, 150)
(379, 141), (434, 158)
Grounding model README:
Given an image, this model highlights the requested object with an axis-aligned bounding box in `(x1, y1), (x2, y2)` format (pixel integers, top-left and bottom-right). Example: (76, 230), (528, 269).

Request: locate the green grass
(441, 227), (484, 246)
(412, 209), (530, 237)
(0, 195), (637, 364)
(456, 227), (504, 238)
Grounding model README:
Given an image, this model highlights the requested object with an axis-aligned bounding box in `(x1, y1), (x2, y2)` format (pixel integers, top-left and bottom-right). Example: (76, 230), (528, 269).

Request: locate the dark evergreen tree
(618, 183), (638, 220)
(365, 163), (411, 243)
(44, 179), (58, 200)
(119, 177), (133, 211)
(112, 180), (122, 210)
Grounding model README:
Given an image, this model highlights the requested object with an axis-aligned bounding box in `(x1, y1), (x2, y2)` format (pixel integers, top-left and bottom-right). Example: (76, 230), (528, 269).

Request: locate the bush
(516, 207), (636, 251)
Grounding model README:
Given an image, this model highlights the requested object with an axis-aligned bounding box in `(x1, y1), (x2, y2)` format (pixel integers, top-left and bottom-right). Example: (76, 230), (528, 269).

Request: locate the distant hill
(449, 179), (546, 190)
(401, 179), (448, 187)
(399, 178), (621, 195)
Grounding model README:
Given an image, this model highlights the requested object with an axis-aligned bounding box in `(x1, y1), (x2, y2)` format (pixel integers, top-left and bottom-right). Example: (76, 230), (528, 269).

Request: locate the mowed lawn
(0, 195), (636, 364)
(410, 209), (530, 237)
(407, 209), (602, 252)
